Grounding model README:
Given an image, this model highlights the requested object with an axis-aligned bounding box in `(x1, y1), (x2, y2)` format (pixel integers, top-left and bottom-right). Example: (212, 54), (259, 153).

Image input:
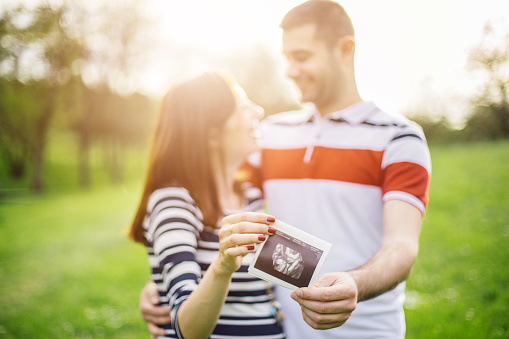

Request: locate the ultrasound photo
(248, 220), (331, 290)
(272, 243), (304, 279)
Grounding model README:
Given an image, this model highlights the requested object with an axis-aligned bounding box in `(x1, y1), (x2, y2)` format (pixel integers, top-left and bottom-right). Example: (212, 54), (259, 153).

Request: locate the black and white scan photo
(248, 220), (331, 290)
(272, 243), (304, 279)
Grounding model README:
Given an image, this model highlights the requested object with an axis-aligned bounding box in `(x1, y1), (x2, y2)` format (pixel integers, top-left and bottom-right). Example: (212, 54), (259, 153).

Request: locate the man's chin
(299, 92), (314, 104)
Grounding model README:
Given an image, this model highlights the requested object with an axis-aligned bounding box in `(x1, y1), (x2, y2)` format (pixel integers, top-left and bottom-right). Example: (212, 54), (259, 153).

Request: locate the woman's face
(221, 85), (263, 164)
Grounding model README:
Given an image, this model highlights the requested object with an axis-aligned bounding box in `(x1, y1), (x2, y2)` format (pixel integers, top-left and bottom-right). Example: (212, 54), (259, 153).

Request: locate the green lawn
(405, 141), (509, 338)
(0, 183), (149, 338)
(0, 140), (508, 338)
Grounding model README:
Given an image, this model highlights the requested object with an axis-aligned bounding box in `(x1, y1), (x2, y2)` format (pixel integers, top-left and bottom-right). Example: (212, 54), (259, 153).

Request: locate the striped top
(244, 101), (431, 339)
(143, 186), (285, 339)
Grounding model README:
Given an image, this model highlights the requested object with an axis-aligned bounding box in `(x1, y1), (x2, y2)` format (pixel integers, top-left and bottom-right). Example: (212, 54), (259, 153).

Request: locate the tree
(64, 0), (157, 186)
(464, 19), (509, 140)
(0, 79), (36, 179)
(0, 4), (83, 190)
(0, 1), (156, 190)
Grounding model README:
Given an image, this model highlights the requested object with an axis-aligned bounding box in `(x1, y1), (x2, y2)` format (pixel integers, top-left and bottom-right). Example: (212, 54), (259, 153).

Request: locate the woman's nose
(253, 104), (264, 120)
(247, 102), (264, 120)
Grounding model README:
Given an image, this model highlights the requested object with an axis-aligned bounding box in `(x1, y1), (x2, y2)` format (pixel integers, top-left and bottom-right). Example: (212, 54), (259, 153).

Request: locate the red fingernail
(247, 245), (255, 251)
(267, 216), (276, 222)
(268, 227), (276, 234)
(258, 235), (266, 241)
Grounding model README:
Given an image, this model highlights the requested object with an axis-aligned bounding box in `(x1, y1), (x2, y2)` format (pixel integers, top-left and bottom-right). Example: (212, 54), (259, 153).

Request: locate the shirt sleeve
(145, 188), (203, 338)
(381, 124), (432, 214)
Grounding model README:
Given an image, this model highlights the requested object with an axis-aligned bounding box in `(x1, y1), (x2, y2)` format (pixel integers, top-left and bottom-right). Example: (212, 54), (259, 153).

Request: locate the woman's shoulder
(147, 186), (200, 216)
(144, 186), (204, 235)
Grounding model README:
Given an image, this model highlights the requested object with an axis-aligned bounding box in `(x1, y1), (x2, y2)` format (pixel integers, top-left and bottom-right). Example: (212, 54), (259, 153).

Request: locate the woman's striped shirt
(143, 186), (285, 339)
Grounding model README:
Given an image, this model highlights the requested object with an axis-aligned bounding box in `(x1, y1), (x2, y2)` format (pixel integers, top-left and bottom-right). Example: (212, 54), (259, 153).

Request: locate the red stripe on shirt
(382, 161), (430, 208)
(261, 147), (384, 187)
(240, 148), (430, 209)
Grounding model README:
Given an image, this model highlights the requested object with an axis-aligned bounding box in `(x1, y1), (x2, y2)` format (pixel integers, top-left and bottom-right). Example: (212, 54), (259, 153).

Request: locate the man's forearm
(348, 238), (418, 302)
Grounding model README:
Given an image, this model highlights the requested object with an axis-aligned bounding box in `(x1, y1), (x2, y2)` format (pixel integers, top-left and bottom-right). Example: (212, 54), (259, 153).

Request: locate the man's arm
(350, 199), (422, 301)
(291, 199), (423, 329)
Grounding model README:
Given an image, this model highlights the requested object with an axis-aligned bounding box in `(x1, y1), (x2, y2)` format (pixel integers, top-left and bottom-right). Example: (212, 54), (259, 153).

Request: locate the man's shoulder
(368, 107), (412, 126)
(262, 105), (313, 127)
(368, 107), (426, 136)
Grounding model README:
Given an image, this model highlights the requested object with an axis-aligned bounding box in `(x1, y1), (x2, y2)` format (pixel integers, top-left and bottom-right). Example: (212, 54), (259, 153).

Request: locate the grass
(405, 140), (509, 338)
(0, 139), (508, 338)
(0, 183), (150, 338)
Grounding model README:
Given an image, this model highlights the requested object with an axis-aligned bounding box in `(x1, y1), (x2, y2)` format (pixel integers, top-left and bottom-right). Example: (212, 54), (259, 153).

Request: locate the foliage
(0, 2), (157, 191)
(0, 78), (40, 178)
(460, 103), (509, 141)
(0, 3), (85, 191)
(0, 1), (298, 192)
(66, 80), (156, 186)
(403, 19), (509, 144)
(406, 113), (458, 145)
(463, 19), (509, 140)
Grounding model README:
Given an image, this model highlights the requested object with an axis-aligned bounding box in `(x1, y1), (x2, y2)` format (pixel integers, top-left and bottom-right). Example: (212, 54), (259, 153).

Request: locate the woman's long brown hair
(128, 73), (236, 244)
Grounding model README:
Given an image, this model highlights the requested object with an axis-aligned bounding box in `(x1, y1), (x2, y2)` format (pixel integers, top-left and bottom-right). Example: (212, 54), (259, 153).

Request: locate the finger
(293, 283), (356, 302)
(300, 306), (348, 330)
(300, 301), (353, 322)
(141, 281), (159, 303)
(140, 299), (172, 317)
(140, 300), (172, 324)
(230, 221), (277, 235)
(222, 212), (276, 226)
(291, 293), (356, 314)
(225, 244), (256, 257)
(142, 312), (172, 325)
(224, 233), (267, 249)
(148, 322), (167, 336)
(147, 280), (159, 293)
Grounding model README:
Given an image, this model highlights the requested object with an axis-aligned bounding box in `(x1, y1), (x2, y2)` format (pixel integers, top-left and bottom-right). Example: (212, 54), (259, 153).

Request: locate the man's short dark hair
(280, 0), (354, 44)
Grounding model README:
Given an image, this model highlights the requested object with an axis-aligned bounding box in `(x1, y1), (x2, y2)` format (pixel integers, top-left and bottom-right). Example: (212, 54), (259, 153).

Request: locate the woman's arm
(175, 212), (276, 339)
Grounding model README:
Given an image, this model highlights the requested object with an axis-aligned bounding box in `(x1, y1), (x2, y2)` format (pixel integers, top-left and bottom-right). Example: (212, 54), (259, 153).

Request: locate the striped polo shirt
(143, 186), (285, 339)
(245, 101), (431, 339)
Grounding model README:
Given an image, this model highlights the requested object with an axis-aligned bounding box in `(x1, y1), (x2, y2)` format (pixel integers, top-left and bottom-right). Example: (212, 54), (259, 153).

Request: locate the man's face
(282, 24), (341, 108)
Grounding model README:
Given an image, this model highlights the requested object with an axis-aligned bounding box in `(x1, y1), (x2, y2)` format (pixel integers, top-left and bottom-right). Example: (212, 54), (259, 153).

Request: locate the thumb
(312, 272), (341, 288)
(293, 273), (350, 301)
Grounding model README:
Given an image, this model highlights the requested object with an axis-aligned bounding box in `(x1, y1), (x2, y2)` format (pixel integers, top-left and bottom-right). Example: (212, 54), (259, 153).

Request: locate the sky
(3, 0), (509, 125)
(145, 0), (509, 126)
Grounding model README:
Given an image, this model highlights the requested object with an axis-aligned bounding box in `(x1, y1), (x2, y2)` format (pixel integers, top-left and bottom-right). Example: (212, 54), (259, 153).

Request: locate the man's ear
(336, 35), (355, 64)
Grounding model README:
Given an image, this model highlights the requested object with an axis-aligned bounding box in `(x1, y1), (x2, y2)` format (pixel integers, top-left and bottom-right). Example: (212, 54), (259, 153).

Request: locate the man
(140, 1), (431, 338)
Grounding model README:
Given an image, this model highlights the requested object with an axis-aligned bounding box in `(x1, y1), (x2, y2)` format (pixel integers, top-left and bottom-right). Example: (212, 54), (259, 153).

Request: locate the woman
(128, 72), (285, 339)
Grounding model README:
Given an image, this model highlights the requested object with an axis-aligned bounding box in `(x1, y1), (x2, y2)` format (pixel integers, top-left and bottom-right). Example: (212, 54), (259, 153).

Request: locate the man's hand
(140, 281), (171, 338)
(290, 272), (358, 330)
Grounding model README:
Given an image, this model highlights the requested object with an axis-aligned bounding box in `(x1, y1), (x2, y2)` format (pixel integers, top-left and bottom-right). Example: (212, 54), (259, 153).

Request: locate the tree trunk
(31, 88), (58, 192)
(78, 129), (91, 188)
(109, 137), (124, 183)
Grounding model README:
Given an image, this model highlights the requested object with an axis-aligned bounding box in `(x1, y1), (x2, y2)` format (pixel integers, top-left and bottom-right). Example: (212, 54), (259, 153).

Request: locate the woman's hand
(214, 212), (276, 275)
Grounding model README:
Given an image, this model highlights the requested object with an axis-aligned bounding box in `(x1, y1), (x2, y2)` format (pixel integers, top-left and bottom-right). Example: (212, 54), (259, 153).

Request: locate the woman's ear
(208, 127), (221, 150)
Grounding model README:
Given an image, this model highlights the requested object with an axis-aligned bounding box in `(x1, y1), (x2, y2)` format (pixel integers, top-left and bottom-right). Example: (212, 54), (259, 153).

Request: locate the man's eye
(293, 53), (310, 62)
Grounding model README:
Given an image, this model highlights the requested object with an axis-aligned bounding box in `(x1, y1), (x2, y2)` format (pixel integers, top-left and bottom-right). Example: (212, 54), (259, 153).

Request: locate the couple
(128, 1), (431, 338)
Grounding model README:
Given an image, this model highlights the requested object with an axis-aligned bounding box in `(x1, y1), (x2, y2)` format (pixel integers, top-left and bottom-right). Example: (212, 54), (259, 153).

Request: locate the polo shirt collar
(325, 101), (378, 125)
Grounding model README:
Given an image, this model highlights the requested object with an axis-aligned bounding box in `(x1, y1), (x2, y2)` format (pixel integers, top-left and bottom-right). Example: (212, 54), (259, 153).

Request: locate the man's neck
(316, 95), (362, 117)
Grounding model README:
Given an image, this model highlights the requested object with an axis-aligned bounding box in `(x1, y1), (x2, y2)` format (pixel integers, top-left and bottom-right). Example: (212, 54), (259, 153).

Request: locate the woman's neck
(210, 153), (243, 211)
